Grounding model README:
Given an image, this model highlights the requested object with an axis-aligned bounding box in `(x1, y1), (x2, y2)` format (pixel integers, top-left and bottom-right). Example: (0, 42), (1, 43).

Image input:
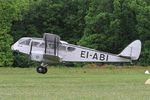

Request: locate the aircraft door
(30, 41), (44, 62)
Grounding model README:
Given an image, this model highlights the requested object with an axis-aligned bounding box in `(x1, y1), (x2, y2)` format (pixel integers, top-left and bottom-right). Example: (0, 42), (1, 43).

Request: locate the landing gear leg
(36, 63), (48, 74)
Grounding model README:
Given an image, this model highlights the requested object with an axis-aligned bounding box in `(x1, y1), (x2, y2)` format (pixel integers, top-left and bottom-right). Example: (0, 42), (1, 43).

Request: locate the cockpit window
(19, 39), (31, 45)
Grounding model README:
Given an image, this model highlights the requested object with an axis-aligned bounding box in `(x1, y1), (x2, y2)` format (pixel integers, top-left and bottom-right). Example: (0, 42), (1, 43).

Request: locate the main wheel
(36, 66), (48, 74)
(43, 67), (48, 74)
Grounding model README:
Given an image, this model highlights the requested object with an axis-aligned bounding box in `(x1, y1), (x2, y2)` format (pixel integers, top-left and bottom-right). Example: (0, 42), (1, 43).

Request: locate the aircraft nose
(11, 44), (17, 51)
(11, 45), (14, 51)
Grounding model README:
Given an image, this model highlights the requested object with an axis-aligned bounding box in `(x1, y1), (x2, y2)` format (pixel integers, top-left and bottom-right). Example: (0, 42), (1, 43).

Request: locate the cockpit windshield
(19, 39), (31, 45)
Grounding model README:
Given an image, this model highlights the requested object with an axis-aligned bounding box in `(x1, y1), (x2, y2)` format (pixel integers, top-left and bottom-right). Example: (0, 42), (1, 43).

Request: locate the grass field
(0, 66), (150, 100)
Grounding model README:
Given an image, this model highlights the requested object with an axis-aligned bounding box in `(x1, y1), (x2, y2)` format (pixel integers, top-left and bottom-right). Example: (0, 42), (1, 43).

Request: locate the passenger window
(39, 43), (45, 48)
(20, 39), (31, 45)
(32, 41), (40, 47)
(67, 47), (75, 52)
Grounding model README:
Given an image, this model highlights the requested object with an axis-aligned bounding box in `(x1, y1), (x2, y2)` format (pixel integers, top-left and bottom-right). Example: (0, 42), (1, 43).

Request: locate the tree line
(0, 0), (150, 67)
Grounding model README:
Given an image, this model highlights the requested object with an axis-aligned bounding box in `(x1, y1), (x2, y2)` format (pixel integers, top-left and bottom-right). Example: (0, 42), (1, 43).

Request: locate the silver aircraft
(11, 33), (142, 74)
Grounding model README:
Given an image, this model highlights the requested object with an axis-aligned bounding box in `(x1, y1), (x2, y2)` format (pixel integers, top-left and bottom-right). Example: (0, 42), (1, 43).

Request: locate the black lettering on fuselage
(86, 51), (89, 58)
(81, 51), (86, 58)
(93, 53), (98, 60)
(80, 50), (108, 61)
(106, 55), (109, 61)
(99, 54), (105, 61)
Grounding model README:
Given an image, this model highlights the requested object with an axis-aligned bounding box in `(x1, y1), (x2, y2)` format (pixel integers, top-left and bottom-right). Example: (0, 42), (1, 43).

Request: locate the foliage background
(0, 0), (149, 67)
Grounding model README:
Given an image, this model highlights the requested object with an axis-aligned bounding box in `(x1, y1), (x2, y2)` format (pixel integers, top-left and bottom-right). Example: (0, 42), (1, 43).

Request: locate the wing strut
(54, 37), (57, 56)
(44, 36), (47, 54)
(29, 41), (33, 56)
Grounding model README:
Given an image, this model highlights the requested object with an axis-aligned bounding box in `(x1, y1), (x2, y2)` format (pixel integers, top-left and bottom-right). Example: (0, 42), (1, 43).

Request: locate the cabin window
(32, 41), (40, 47)
(19, 39), (31, 45)
(39, 43), (45, 48)
(67, 47), (75, 52)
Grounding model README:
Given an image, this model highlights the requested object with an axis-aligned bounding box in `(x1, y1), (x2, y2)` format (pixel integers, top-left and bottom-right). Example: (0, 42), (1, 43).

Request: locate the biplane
(11, 33), (141, 74)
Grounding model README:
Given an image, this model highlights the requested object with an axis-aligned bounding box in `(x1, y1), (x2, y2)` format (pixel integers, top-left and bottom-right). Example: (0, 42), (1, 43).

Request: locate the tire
(42, 67), (47, 74)
(36, 66), (48, 74)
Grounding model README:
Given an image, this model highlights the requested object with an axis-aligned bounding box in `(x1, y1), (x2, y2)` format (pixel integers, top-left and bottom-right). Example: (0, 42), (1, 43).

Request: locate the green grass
(0, 67), (150, 100)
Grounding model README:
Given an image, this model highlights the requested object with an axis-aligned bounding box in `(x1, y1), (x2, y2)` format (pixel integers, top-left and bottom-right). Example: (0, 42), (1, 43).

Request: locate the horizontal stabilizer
(118, 40), (141, 60)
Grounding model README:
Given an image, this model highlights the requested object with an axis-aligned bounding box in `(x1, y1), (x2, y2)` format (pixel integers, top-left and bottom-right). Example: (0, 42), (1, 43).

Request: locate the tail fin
(118, 40), (141, 60)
